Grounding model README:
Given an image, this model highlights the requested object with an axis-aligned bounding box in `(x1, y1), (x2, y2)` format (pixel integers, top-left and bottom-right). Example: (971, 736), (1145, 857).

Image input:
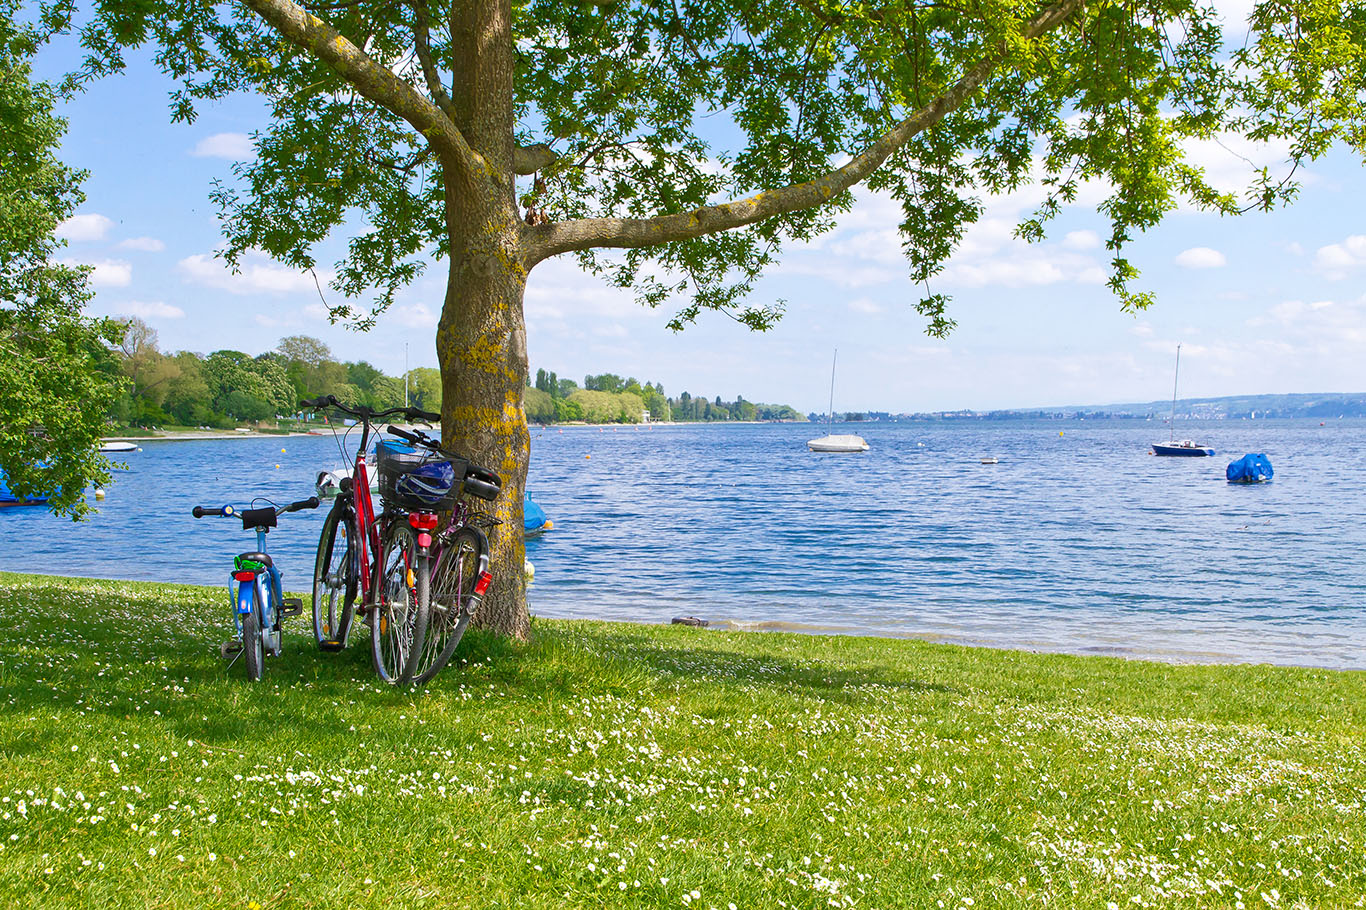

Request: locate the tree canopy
(43, 0), (1366, 632)
(0, 1), (125, 518)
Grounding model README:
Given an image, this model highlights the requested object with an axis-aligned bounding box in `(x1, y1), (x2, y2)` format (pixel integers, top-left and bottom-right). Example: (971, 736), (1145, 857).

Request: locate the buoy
(274, 464), (280, 469)
(585, 454), (591, 459)
(94, 488), (105, 500)
(1059, 431), (1064, 437)
(543, 519), (554, 531)
(524, 559), (535, 584)
(281, 448), (286, 453)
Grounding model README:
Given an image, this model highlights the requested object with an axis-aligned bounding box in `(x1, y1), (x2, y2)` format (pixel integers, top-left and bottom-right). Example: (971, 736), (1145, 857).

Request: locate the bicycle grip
(288, 496), (321, 512)
(409, 408), (440, 422)
(386, 425), (421, 444)
(192, 506), (206, 518)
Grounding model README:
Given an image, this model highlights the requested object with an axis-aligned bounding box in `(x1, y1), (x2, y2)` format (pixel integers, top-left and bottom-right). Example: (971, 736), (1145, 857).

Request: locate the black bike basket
(374, 440), (466, 511)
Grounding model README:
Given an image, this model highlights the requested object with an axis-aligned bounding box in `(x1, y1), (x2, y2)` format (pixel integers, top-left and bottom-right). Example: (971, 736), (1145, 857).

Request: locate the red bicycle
(304, 395), (501, 686)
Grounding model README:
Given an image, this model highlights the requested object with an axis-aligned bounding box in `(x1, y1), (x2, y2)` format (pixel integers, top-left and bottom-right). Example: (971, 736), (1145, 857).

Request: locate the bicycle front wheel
(371, 523), (429, 686)
(414, 526), (486, 686)
(313, 505), (358, 648)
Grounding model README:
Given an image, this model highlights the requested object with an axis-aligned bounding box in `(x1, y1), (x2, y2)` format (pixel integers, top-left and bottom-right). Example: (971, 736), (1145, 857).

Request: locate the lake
(2, 419), (1362, 669)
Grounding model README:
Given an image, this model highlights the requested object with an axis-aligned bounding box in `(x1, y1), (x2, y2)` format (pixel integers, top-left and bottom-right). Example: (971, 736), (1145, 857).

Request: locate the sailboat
(807, 349), (869, 453)
(1151, 344), (1214, 456)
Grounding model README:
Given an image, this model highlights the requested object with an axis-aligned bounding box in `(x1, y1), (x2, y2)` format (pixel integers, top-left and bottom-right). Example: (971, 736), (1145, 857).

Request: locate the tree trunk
(433, 0), (530, 640)
(436, 172), (530, 641)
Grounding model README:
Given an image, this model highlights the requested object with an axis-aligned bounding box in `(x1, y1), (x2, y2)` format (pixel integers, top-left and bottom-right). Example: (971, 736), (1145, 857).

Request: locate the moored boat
(808, 434), (870, 453)
(807, 349), (868, 454)
(1227, 453), (1273, 484)
(524, 492), (554, 538)
(1152, 440), (1215, 457)
(1152, 344), (1212, 457)
(98, 441), (142, 453)
(0, 470), (48, 507)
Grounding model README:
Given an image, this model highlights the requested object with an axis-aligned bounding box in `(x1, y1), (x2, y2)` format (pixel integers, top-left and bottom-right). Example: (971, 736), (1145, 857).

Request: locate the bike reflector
(408, 512), (439, 531)
(474, 571), (493, 596)
(233, 570), (257, 582)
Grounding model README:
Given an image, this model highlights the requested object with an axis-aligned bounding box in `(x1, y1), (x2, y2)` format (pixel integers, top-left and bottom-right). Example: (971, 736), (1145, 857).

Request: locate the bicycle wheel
(313, 505), (358, 647)
(371, 522), (430, 685)
(414, 526), (486, 686)
(243, 591), (264, 682)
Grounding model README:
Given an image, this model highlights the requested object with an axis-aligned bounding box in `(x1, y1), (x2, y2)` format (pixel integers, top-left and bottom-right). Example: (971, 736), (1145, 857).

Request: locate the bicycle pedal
(318, 639), (346, 653)
(279, 597), (304, 617)
(220, 640), (243, 659)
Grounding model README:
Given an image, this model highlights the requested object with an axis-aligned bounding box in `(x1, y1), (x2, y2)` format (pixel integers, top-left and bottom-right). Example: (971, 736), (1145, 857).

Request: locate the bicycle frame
(230, 524), (283, 653)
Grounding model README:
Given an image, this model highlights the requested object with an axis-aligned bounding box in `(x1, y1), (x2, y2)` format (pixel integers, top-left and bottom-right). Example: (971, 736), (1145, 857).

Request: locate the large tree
(51, 0), (1366, 635)
(0, 1), (125, 518)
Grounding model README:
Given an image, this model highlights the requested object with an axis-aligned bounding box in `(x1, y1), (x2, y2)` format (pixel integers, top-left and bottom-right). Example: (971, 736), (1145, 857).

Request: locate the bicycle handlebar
(301, 394), (437, 424)
(192, 497), (318, 519)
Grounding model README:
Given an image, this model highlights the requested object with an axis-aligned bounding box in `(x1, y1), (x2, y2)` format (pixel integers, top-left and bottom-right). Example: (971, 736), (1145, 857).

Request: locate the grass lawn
(1, 571), (1363, 908)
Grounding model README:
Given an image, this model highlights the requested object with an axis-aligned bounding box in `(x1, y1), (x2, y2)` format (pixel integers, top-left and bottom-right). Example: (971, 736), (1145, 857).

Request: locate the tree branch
(514, 142), (556, 175)
(521, 0), (1084, 266)
(409, 1), (454, 117)
(238, 0), (483, 183)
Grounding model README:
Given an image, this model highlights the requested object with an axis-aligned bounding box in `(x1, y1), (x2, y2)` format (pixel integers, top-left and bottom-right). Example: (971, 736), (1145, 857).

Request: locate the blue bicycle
(192, 496), (320, 681)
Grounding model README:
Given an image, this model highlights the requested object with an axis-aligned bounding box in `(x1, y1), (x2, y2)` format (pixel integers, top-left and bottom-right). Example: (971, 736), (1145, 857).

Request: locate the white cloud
(62, 257), (132, 287)
(1312, 235), (1366, 279)
(1174, 247), (1227, 269)
(117, 236), (165, 252)
(847, 297), (884, 315)
(1063, 230), (1101, 250)
(56, 214), (114, 242)
(117, 301), (184, 319)
(392, 303), (439, 329)
(1179, 134), (1295, 197)
(179, 252), (323, 295)
(191, 132), (254, 159)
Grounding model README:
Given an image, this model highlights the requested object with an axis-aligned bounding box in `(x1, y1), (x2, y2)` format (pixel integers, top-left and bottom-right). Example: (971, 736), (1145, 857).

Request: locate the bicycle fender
(235, 579), (254, 616)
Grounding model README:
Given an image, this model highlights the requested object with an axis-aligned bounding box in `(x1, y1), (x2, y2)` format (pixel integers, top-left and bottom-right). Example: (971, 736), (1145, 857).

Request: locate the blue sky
(33, 25), (1366, 415)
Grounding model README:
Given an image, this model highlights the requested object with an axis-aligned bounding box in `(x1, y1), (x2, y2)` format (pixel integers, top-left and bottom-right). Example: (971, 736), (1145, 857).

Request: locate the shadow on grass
(444, 621), (959, 707)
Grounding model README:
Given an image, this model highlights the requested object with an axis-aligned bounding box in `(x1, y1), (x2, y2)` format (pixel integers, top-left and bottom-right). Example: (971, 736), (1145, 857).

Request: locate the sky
(30, 18), (1366, 416)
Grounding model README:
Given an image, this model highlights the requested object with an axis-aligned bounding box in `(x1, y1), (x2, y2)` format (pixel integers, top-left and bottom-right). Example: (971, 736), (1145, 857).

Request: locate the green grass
(1, 571), (1364, 908)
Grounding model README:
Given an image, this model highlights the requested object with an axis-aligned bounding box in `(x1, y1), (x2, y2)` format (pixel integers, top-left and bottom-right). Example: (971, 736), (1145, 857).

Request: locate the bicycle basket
(375, 440), (466, 511)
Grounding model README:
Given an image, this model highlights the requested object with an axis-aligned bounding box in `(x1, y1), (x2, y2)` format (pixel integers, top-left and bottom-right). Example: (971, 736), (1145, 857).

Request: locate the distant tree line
(110, 321), (440, 428)
(524, 369), (803, 425)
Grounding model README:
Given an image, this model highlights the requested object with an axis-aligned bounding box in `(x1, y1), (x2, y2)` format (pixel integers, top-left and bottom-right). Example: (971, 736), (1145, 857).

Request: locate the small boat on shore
(315, 463), (379, 497)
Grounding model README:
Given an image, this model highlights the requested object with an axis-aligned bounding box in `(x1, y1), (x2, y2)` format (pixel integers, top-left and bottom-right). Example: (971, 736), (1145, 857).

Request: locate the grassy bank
(1, 572), (1363, 908)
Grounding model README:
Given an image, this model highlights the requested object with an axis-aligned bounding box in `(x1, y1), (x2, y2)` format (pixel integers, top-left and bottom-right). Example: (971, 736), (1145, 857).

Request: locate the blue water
(1, 420), (1363, 668)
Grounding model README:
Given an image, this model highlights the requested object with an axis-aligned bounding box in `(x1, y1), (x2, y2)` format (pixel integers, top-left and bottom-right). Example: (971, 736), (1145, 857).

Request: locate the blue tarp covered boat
(0, 470), (49, 507)
(1227, 453), (1273, 484)
(524, 493), (552, 538)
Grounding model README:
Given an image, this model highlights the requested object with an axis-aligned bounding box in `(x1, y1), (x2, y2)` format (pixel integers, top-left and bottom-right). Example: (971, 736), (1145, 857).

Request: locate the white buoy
(94, 488), (105, 500)
(524, 559), (535, 585)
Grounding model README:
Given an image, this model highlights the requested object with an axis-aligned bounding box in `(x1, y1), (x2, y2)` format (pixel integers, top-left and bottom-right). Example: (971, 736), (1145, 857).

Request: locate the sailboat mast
(827, 349), (838, 429)
(1169, 343), (1181, 443)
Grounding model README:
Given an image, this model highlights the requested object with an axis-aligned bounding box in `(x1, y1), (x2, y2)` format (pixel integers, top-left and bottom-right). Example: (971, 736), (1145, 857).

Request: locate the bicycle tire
(414, 526), (486, 686)
(243, 591), (264, 682)
(312, 504), (358, 648)
(371, 522), (429, 686)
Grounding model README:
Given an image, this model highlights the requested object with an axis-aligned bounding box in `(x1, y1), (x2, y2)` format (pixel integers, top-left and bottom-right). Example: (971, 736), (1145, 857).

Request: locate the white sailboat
(1151, 344), (1214, 457)
(807, 349), (868, 453)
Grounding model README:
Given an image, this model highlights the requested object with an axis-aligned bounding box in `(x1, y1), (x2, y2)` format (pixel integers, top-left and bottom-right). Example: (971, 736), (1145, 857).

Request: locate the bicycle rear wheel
(371, 523), (429, 686)
(243, 592), (264, 682)
(414, 526), (486, 686)
(313, 505), (358, 648)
